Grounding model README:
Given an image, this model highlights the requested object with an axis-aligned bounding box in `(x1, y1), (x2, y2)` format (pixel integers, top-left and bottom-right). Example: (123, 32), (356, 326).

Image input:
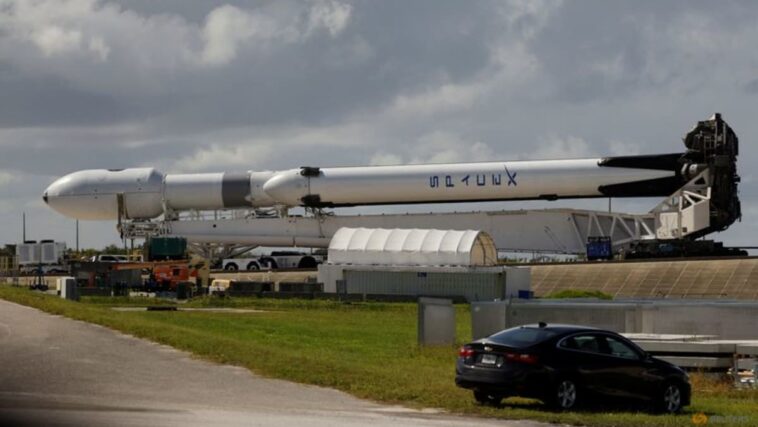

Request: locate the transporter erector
(43, 114), (741, 257)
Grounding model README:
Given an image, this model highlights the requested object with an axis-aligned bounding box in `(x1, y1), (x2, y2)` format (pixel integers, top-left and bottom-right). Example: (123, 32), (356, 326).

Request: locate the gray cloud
(1, 0), (758, 250)
(0, 62), (130, 127)
(745, 78), (758, 94)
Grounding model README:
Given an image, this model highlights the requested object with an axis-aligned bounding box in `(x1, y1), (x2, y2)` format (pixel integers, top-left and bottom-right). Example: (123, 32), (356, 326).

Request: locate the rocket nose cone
(43, 168), (165, 221)
(42, 173), (82, 218)
(45, 174), (72, 198)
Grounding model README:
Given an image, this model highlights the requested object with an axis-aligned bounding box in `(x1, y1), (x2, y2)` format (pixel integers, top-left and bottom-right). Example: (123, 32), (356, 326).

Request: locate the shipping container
(16, 241), (65, 266)
(146, 237), (187, 261)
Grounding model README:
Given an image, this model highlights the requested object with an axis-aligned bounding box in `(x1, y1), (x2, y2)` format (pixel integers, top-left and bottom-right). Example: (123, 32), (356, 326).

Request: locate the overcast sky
(1, 0), (758, 251)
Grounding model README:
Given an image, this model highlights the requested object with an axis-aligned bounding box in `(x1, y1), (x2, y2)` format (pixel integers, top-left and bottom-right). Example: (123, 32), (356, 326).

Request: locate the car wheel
(246, 262), (260, 271)
(657, 382), (683, 413)
(297, 256), (317, 269)
(473, 391), (501, 406)
(224, 263), (238, 271)
(260, 258), (278, 270)
(549, 379), (579, 410)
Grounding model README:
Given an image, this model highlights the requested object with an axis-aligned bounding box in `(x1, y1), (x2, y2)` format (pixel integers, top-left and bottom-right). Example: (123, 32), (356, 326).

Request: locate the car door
(595, 335), (654, 400)
(557, 334), (617, 396)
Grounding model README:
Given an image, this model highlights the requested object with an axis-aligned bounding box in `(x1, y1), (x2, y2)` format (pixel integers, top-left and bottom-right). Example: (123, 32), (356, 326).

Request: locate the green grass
(544, 289), (614, 300)
(82, 295), (178, 306)
(1, 285), (756, 426)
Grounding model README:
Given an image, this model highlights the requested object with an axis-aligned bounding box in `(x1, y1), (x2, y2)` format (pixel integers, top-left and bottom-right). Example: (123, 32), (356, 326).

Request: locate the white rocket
(44, 154), (692, 221)
(40, 114), (742, 251)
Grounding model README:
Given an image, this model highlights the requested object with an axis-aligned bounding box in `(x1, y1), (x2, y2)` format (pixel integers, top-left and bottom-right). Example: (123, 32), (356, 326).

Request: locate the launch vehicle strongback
(43, 114), (740, 238)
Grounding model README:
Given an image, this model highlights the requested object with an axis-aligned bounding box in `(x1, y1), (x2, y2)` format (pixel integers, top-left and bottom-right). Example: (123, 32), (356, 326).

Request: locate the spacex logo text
(504, 165), (517, 186)
(429, 166), (518, 189)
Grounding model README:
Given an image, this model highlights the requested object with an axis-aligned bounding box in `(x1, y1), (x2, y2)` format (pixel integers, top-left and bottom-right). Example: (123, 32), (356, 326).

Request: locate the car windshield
(487, 327), (559, 348)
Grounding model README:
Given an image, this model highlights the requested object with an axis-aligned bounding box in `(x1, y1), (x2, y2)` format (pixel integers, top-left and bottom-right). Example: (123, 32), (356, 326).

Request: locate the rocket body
(43, 156), (683, 221)
(262, 159), (675, 207)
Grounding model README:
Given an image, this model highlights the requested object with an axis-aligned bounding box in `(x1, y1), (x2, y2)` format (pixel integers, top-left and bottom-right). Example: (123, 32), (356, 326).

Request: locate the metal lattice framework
(119, 198), (698, 256)
(118, 150), (722, 258)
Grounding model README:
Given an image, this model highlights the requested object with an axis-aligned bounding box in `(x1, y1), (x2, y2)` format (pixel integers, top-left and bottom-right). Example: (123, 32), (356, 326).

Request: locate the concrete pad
(622, 333), (718, 341)
(635, 341), (737, 353)
(657, 356), (733, 369)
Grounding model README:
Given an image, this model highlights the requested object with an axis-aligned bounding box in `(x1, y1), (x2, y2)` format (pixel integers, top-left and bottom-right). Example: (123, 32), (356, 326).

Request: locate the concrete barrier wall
(418, 297), (456, 345)
(506, 301), (640, 333)
(639, 304), (758, 339)
(471, 301), (507, 340)
(318, 264), (531, 302)
(498, 300), (758, 340)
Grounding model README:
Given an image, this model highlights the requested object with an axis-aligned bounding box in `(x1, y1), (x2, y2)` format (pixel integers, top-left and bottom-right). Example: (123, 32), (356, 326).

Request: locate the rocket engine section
(682, 113), (741, 236)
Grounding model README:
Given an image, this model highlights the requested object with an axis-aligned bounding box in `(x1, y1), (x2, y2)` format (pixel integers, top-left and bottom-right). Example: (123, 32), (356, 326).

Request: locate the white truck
(89, 254), (143, 262)
(222, 251), (325, 271)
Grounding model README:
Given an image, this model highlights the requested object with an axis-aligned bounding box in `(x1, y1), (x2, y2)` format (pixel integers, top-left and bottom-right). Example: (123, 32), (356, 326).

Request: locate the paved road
(0, 299), (552, 427)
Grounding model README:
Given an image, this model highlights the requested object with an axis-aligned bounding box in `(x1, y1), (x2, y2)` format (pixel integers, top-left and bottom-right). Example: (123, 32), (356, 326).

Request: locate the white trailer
(262, 251), (325, 269)
(222, 251), (325, 271)
(221, 257), (262, 271)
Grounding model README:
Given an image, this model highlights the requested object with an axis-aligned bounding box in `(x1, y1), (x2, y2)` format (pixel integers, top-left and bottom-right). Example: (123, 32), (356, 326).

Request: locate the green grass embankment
(543, 290), (613, 299)
(1, 286), (756, 427)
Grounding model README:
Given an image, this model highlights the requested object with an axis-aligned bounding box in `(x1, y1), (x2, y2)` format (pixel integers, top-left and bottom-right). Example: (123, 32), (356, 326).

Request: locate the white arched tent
(328, 227), (497, 267)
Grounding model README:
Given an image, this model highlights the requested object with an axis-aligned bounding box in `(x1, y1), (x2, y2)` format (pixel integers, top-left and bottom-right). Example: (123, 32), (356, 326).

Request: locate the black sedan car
(455, 323), (690, 412)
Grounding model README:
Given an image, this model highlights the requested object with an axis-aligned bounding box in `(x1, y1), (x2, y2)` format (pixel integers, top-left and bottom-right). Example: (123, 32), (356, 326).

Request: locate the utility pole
(22, 212), (26, 242)
(76, 220), (79, 252)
